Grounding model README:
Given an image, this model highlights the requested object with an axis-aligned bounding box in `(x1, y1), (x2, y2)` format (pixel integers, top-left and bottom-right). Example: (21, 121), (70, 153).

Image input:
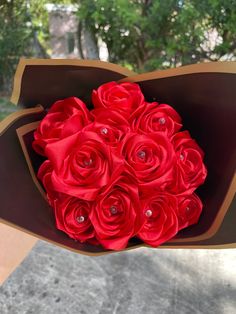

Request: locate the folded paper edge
(0, 106), (44, 135)
(1, 218), (235, 256)
(16, 121), (47, 201)
(120, 61), (236, 83)
(11, 59), (236, 107)
(10, 58), (137, 105)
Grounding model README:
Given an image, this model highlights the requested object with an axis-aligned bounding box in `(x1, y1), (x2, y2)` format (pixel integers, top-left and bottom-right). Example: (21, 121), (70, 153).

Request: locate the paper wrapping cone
(0, 59), (235, 255)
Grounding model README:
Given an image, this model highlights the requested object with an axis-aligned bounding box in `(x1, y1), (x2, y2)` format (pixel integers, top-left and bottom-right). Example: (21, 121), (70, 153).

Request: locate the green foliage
(0, 0), (33, 92)
(0, 0), (236, 94)
(0, 0), (70, 92)
(0, 97), (17, 120)
(78, 0), (236, 72)
(28, 0), (73, 53)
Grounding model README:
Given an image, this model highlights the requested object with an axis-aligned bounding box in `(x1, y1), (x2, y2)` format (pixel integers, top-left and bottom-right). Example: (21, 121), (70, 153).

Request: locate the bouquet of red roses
(32, 81), (207, 251)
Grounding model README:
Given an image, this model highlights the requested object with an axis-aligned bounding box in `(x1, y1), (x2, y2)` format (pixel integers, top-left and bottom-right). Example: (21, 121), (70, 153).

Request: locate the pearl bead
(159, 117), (166, 125)
(76, 215), (85, 223)
(84, 158), (93, 166)
(110, 205), (118, 215)
(186, 206), (190, 212)
(137, 150), (146, 159)
(145, 209), (153, 217)
(180, 154), (184, 161)
(101, 127), (108, 135)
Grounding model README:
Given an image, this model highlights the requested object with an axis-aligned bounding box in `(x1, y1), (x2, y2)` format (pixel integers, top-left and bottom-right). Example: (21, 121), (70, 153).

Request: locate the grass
(0, 97), (18, 121)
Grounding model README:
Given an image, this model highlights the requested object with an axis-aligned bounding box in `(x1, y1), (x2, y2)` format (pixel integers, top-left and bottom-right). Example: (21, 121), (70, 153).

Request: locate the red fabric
(167, 131), (207, 194)
(54, 196), (95, 242)
(92, 81), (145, 118)
(130, 102), (182, 136)
(33, 81), (207, 250)
(138, 193), (178, 247)
(177, 193), (203, 230)
(33, 97), (92, 156)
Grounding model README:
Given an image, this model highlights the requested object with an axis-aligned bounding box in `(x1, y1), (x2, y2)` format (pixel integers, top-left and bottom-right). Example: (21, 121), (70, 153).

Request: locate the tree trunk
(32, 32), (50, 58)
(78, 22), (99, 59)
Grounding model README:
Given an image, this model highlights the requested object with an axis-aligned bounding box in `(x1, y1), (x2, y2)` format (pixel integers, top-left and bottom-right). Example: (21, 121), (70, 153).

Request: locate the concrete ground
(0, 241), (235, 314)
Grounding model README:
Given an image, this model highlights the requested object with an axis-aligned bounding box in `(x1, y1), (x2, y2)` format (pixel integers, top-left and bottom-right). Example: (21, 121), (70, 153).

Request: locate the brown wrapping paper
(0, 59), (235, 255)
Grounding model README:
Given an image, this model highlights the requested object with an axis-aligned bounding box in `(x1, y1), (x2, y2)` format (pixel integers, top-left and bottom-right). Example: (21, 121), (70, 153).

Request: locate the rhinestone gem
(101, 127), (108, 135)
(110, 205), (118, 214)
(137, 150), (146, 159)
(159, 117), (166, 125)
(84, 158), (93, 166)
(76, 215), (85, 223)
(145, 209), (153, 217)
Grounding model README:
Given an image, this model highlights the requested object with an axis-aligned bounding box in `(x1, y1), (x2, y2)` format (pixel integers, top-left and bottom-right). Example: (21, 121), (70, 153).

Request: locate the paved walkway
(0, 241), (235, 314)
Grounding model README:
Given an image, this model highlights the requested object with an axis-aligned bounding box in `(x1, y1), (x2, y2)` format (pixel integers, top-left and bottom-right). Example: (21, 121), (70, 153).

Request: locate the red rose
(92, 81), (145, 117)
(119, 132), (175, 192)
(38, 160), (58, 207)
(45, 131), (124, 201)
(138, 193), (179, 247)
(54, 195), (95, 243)
(130, 102), (182, 137)
(84, 108), (130, 146)
(33, 97), (92, 156)
(177, 193), (203, 230)
(169, 131), (207, 194)
(90, 171), (143, 250)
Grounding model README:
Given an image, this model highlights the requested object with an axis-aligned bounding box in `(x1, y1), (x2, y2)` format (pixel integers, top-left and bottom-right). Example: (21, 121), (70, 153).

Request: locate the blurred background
(0, 1), (236, 313)
(0, 0), (236, 118)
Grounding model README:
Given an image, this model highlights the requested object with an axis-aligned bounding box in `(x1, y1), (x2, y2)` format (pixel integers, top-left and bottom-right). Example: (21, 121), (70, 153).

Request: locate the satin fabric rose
(85, 108), (130, 146)
(119, 132), (175, 192)
(92, 81), (145, 117)
(177, 193), (203, 230)
(33, 97), (92, 156)
(138, 193), (179, 247)
(38, 160), (58, 207)
(54, 195), (95, 243)
(130, 102), (182, 137)
(169, 131), (207, 194)
(90, 171), (143, 250)
(45, 131), (124, 201)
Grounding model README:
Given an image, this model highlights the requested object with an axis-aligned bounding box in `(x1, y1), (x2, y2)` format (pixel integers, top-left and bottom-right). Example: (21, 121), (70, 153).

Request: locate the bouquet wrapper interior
(0, 59), (235, 255)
